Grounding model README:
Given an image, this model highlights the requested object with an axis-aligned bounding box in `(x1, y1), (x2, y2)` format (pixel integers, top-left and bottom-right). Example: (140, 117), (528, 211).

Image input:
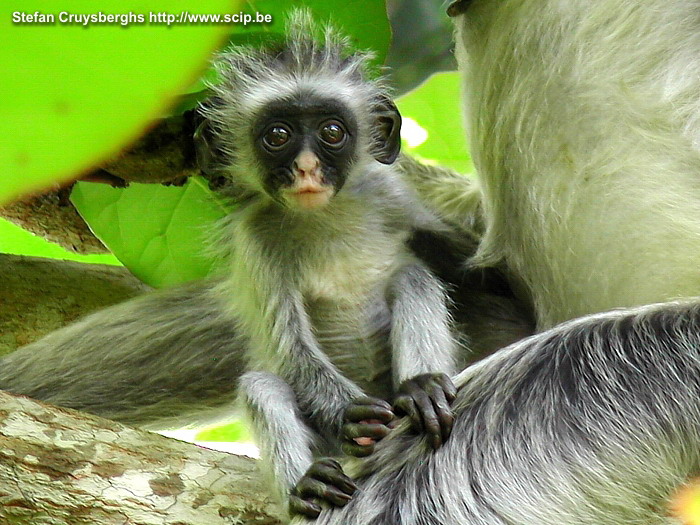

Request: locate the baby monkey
(198, 11), (459, 519)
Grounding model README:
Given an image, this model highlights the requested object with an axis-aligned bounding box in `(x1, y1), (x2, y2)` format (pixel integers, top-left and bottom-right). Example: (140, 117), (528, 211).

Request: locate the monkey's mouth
(295, 187), (326, 194)
(285, 187), (333, 210)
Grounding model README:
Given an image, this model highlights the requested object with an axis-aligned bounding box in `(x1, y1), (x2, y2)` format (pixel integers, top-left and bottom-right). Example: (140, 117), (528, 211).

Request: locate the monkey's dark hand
(289, 458), (358, 519)
(393, 373), (457, 449)
(342, 396), (396, 457)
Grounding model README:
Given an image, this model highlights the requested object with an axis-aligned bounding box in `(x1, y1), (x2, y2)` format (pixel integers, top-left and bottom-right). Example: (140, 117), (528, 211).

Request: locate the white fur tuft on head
(197, 8), (392, 190)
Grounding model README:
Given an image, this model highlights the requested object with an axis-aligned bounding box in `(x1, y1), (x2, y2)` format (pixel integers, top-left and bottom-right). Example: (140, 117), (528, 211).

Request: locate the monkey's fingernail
(327, 488), (353, 501)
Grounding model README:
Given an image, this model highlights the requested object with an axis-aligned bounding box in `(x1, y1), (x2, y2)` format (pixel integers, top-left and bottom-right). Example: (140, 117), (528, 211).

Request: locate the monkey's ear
(193, 98), (226, 175)
(371, 96), (402, 165)
(447, 0), (473, 17)
(193, 117), (215, 174)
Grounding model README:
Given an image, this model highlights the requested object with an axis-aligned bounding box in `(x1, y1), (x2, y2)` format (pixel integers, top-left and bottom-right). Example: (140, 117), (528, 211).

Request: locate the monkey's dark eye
(263, 125), (291, 150)
(319, 121), (346, 147)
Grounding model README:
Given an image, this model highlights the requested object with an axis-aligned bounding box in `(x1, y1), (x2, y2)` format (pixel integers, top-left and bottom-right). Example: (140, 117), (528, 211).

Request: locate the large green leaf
(397, 71), (472, 173)
(0, 0), (239, 204)
(71, 178), (228, 287)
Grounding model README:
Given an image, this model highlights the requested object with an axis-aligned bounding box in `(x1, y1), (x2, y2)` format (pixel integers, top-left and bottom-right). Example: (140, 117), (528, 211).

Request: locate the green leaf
(71, 178), (228, 288)
(397, 72), (473, 173)
(0, 219), (121, 265)
(0, 0), (240, 204)
(195, 420), (252, 442)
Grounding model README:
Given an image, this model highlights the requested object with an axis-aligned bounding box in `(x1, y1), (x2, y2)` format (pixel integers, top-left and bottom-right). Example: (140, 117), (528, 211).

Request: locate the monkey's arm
(398, 154), (484, 238)
(388, 258), (458, 449)
(0, 279), (245, 430)
(389, 259), (457, 382)
(341, 258), (461, 456)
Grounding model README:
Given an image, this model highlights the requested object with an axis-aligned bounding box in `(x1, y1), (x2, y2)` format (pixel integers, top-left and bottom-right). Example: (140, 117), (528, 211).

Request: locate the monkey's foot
(394, 372), (457, 449)
(289, 458), (358, 519)
(342, 396), (395, 457)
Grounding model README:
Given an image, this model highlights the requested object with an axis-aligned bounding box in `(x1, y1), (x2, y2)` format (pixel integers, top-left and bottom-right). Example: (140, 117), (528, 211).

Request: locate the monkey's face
(252, 95), (358, 211)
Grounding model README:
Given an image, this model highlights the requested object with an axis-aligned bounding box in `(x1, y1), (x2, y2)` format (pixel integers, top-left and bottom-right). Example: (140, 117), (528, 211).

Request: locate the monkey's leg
(0, 278), (246, 430)
(239, 372), (356, 518)
(290, 458), (358, 519)
(341, 396), (395, 457)
(388, 260), (458, 449)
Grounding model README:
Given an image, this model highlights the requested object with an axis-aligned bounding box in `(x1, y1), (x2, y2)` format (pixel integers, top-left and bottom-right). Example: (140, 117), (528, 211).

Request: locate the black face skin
(251, 93), (358, 202)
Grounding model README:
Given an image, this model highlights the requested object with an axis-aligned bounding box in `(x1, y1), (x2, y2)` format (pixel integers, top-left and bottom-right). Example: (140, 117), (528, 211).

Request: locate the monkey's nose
(293, 151), (321, 177)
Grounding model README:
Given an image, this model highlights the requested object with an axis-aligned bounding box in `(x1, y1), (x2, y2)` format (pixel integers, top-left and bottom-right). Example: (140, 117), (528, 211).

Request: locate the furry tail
(0, 279), (246, 430)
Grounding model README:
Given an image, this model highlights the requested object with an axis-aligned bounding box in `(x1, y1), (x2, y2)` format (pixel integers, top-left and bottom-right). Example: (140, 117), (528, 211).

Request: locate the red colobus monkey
(7, 1), (698, 523)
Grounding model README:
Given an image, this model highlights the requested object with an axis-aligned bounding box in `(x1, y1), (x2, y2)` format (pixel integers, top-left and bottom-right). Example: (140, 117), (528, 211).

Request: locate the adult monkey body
(440, 0), (700, 330)
(297, 0), (700, 524)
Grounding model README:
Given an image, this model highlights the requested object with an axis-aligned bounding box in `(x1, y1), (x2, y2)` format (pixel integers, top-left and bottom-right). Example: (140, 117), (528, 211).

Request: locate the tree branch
(0, 390), (284, 524)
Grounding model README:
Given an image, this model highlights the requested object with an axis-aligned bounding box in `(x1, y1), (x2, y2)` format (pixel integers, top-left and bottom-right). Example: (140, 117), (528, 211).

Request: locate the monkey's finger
(314, 457), (343, 470)
(345, 399), (395, 424)
(343, 422), (392, 441)
(434, 373), (457, 402)
(315, 474), (357, 497)
(427, 383), (454, 444)
(350, 396), (393, 409)
(321, 486), (355, 506)
(411, 389), (443, 449)
(345, 404), (395, 424)
(306, 461), (358, 495)
(297, 479), (354, 506)
(342, 440), (375, 457)
(296, 477), (350, 505)
(289, 495), (321, 519)
(290, 460), (356, 516)
(393, 394), (423, 433)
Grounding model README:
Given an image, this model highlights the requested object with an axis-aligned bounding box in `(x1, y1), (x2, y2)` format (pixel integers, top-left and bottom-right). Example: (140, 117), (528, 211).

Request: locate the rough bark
(0, 390), (284, 525)
(0, 190), (108, 255)
(97, 114), (199, 187)
(0, 255), (150, 356)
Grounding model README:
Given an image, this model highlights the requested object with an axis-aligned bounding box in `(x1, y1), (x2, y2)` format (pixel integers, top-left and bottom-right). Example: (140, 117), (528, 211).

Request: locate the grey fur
(296, 0), (700, 523)
(4, 10), (467, 510)
(300, 302), (700, 525)
(0, 208), (530, 429)
(0, 6), (544, 522)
